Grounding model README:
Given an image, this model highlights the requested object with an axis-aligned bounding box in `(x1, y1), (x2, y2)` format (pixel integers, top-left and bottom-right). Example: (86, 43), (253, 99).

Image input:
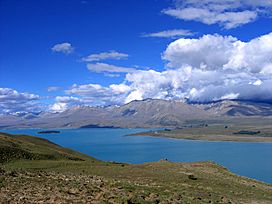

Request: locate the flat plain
(129, 118), (272, 142)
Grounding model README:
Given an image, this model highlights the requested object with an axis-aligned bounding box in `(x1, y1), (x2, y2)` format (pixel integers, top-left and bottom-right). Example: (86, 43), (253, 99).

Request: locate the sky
(0, 0), (272, 113)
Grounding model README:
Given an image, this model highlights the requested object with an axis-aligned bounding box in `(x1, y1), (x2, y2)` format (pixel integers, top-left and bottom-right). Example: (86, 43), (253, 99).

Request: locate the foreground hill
(0, 132), (272, 203)
(1, 99), (272, 129)
(0, 132), (92, 163)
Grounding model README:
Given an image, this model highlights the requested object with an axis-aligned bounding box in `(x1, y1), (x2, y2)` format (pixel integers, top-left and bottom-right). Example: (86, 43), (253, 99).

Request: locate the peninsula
(129, 122), (272, 142)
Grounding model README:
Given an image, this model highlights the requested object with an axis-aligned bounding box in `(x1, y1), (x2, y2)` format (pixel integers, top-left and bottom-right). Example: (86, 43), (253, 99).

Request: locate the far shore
(128, 128), (272, 143)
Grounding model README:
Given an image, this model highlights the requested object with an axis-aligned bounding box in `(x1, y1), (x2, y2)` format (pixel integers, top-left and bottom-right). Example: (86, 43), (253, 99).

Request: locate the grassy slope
(0, 132), (94, 163)
(0, 132), (272, 203)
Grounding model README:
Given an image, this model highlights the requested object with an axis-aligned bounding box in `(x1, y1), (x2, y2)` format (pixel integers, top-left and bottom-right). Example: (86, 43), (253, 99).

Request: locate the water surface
(3, 128), (272, 184)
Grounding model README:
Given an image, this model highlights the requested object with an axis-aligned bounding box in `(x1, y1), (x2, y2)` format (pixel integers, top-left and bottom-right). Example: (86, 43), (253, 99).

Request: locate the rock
(68, 188), (78, 195)
(9, 170), (17, 177)
(0, 168), (5, 175)
(188, 174), (197, 180)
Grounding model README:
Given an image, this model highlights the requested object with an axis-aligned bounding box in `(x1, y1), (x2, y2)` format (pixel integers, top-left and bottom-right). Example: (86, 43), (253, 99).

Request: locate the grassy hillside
(0, 132), (272, 203)
(0, 132), (94, 163)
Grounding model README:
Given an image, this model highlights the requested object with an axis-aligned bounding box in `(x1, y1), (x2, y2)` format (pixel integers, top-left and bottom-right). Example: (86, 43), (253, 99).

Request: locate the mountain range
(1, 99), (271, 129)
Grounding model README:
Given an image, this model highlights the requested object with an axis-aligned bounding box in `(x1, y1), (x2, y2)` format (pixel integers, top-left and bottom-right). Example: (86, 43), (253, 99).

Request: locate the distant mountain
(113, 99), (209, 127)
(195, 100), (272, 117)
(0, 99), (271, 129)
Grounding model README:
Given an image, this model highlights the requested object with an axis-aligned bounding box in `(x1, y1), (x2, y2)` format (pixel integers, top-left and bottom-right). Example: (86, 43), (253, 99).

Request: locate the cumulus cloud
(163, 33), (272, 74)
(142, 29), (194, 38)
(64, 32), (272, 105)
(51, 42), (74, 54)
(49, 96), (83, 112)
(82, 51), (129, 62)
(126, 70), (272, 103)
(163, 0), (272, 29)
(5, 32), (271, 113)
(223, 33), (272, 74)
(87, 63), (136, 73)
(0, 88), (41, 114)
(65, 83), (131, 106)
(163, 34), (237, 69)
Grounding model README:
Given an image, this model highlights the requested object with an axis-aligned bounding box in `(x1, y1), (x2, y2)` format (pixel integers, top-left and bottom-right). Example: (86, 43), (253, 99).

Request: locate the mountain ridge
(1, 99), (271, 129)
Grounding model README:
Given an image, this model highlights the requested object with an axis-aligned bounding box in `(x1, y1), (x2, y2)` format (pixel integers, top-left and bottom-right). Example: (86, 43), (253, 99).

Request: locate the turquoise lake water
(3, 128), (272, 184)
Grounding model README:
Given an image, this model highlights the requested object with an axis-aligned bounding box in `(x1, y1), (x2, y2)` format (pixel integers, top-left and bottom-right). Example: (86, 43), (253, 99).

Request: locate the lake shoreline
(2, 128), (272, 184)
(1, 132), (272, 203)
(128, 130), (272, 143)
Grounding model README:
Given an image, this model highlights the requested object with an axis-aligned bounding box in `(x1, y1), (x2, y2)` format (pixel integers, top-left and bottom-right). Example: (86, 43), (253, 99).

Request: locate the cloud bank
(66, 32), (272, 105)
(66, 83), (130, 106)
(0, 88), (40, 114)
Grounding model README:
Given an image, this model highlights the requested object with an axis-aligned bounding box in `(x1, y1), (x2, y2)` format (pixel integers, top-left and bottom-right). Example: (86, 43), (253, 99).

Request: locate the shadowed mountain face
(0, 99), (271, 129)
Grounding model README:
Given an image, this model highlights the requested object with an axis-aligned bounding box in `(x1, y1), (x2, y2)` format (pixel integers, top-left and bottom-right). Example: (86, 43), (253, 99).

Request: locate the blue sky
(0, 0), (272, 113)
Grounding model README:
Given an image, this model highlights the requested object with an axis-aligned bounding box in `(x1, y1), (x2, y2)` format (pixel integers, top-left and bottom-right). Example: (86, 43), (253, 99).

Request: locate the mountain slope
(0, 99), (271, 129)
(196, 100), (272, 117)
(109, 99), (210, 127)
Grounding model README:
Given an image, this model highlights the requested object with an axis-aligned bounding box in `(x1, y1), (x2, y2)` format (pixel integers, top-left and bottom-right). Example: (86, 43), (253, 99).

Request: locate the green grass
(0, 132), (95, 163)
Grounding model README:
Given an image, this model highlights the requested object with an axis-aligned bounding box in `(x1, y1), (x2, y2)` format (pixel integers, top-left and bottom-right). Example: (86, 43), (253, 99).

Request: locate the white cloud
(49, 96), (83, 112)
(49, 102), (68, 113)
(51, 42), (74, 54)
(2, 29), (271, 117)
(65, 32), (272, 105)
(6, 32), (271, 113)
(142, 29), (194, 38)
(55, 96), (82, 103)
(220, 93), (240, 100)
(104, 73), (121, 78)
(163, 33), (272, 74)
(163, 34), (237, 69)
(223, 33), (272, 74)
(47, 86), (61, 92)
(253, 80), (263, 86)
(163, 0), (272, 29)
(87, 63), (136, 73)
(0, 88), (39, 101)
(0, 88), (41, 114)
(109, 84), (131, 93)
(123, 67), (272, 103)
(82, 51), (129, 62)
(134, 32), (272, 102)
(65, 83), (131, 106)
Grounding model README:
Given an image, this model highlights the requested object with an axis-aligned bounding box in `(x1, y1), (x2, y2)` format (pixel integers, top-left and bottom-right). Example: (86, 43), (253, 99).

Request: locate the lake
(3, 128), (272, 184)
